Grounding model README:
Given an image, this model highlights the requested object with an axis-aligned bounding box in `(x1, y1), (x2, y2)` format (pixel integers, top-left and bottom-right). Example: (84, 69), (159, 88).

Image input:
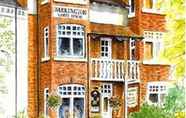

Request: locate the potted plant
(47, 91), (61, 110)
(109, 96), (122, 116)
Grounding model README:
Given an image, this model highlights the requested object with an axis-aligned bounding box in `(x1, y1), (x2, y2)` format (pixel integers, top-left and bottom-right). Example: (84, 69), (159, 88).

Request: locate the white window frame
(44, 88), (49, 118)
(146, 82), (168, 106)
(100, 38), (112, 59)
(57, 84), (85, 118)
(56, 24), (86, 59)
(143, 31), (163, 62)
(128, 0), (135, 17)
(142, 0), (164, 14)
(129, 38), (136, 60)
(42, 26), (50, 61)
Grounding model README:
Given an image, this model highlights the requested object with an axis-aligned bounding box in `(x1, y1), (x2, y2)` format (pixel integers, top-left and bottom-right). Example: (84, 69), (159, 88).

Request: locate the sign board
(128, 87), (138, 108)
(53, 6), (88, 20)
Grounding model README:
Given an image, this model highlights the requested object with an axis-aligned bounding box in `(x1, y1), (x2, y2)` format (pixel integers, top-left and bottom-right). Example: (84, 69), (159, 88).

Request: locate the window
(58, 84), (85, 118)
(129, 38), (136, 60)
(128, 0), (135, 17)
(143, 0), (163, 13)
(128, 87), (138, 108)
(43, 26), (49, 58)
(100, 38), (111, 59)
(147, 82), (167, 106)
(143, 31), (163, 61)
(44, 88), (49, 117)
(56, 24), (85, 58)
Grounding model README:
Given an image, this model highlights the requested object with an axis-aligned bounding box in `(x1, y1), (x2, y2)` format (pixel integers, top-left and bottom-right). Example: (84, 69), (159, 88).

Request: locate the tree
(159, 0), (185, 78)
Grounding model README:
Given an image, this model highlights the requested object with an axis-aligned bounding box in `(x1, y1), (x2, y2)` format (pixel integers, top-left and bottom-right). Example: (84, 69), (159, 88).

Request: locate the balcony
(90, 58), (140, 82)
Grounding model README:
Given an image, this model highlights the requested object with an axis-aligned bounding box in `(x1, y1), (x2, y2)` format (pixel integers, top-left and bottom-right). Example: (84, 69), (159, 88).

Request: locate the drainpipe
(36, 0), (40, 117)
(14, 3), (18, 117)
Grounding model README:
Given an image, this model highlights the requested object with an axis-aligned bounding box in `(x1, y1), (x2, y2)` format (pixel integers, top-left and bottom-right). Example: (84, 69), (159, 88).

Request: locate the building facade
(17, 0), (172, 118)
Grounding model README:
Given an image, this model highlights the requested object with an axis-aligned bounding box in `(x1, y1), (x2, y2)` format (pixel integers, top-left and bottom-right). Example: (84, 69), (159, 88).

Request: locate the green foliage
(129, 103), (172, 118)
(159, 0), (185, 78)
(163, 84), (185, 115)
(15, 110), (28, 118)
(47, 94), (61, 110)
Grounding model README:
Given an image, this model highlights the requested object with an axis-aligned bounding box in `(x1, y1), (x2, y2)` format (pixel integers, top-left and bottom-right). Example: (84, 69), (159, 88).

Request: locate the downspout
(36, 0), (40, 117)
(14, 3), (18, 117)
(87, 34), (90, 118)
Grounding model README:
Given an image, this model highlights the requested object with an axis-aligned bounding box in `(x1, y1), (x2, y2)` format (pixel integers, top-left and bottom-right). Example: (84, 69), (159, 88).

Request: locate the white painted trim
(41, 56), (50, 62)
(44, 88), (49, 118)
(44, 26), (49, 59)
(142, 8), (165, 14)
(100, 38), (112, 59)
(54, 57), (87, 62)
(41, 0), (48, 5)
(128, 0), (135, 17)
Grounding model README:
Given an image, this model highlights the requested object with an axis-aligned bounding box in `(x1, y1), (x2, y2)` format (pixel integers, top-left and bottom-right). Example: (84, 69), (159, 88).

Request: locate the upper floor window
(143, 31), (163, 61)
(129, 38), (136, 60)
(128, 0), (135, 17)
(56, 24), (85, 58)
(44, 26), (49, 58)
(147, 82), (168, 106)
(143, 0), (163, 13)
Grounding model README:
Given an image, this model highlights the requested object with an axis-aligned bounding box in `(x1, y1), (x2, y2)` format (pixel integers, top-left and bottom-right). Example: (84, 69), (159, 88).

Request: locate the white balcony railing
(90, 58), (140, 82)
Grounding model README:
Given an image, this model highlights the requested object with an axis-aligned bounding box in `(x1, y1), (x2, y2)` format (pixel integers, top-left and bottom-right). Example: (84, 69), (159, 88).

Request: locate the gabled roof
(90, 0), (129, 8)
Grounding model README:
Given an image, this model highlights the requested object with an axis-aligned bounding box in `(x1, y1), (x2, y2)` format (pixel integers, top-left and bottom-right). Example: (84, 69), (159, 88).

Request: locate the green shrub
(129, 103), (172, 118)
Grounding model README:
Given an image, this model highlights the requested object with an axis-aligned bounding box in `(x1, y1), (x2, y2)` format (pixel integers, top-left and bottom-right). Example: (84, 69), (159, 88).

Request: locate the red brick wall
(28, 15), (38, 118)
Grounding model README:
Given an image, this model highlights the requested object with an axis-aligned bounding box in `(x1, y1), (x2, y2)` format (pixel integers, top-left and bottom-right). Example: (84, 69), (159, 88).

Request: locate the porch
(90, 58), (140, 83)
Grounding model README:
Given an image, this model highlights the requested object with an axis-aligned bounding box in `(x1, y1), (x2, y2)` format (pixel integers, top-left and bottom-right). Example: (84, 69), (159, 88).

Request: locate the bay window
(56, 24), (85, 58)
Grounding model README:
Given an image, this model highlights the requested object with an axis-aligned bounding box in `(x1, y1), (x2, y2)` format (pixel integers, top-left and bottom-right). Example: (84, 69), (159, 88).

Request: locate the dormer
(89, 0), (129, 26)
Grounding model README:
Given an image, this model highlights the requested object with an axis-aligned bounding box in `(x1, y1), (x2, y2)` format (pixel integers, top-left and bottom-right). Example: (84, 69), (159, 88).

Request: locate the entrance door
(101, 84), (112, 118)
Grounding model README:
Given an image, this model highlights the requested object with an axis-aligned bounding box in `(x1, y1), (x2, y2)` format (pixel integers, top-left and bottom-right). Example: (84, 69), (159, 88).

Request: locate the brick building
(17, 0), (171, 118)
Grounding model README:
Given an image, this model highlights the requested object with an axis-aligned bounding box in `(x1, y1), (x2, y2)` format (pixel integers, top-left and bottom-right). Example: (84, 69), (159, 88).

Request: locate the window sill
(54, 57), (87, 62)
(128, 13), (135, 18)
(142, 8), (165, 15)
(41, 1), (48, 5)
(41, 57), (50, 62)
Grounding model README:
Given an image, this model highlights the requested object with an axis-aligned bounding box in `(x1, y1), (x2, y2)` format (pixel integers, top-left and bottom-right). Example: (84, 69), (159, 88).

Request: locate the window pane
(149, 94), (158, 103)
(144, 42), (153, 60)
(45, 38), (49, 57)
(58, 37), (70, 56)
(59, 98), (70, 118)
(73, 98), (84, 118)
(73, 38), (83, 56)
(103, 97), (108, 112)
